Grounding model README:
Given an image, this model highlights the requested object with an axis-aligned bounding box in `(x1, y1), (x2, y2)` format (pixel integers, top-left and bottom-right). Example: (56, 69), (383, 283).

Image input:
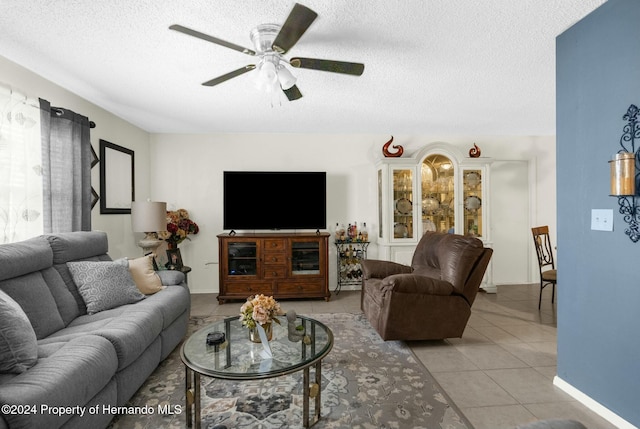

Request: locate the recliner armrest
(381, 274), (454, 295)
(362, 259), (413, 279)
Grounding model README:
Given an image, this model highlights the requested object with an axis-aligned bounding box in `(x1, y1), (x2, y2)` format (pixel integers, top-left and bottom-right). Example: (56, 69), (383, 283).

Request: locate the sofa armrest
(381, 274), (454, 295)
(157, 270), (185, 286)
(362, 259), (413, 279)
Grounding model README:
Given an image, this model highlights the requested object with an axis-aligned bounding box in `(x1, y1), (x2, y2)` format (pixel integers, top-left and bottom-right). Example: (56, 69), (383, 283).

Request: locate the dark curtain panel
(39, 99), (92, 232)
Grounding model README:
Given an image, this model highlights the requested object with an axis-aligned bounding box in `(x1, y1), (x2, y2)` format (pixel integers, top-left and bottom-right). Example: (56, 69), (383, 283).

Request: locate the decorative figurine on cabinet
(382, 135), (404, 157)
(469, 143), (481, 158)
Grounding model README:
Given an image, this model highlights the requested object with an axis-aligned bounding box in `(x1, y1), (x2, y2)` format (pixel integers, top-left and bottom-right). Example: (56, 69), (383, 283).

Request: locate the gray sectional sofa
(0, 231), (191, 429)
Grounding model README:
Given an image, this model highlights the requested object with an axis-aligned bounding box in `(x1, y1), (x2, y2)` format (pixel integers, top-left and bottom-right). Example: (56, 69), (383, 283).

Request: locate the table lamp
(131, 201), (167, 254)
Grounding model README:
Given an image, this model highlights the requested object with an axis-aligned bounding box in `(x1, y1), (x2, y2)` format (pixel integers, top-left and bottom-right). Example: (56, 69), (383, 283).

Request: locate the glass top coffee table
(181, 315), (333, 429)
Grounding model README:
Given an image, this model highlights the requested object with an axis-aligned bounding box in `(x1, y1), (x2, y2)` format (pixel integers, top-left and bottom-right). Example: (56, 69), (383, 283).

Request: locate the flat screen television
(223, 171), (326, 230)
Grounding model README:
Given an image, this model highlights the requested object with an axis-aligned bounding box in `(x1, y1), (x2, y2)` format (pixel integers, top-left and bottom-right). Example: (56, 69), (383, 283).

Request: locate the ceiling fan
(169, 3), (365, 101)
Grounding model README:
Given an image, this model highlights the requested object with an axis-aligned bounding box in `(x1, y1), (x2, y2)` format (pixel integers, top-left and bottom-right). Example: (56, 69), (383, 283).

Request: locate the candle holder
(610, 104), (640, 242)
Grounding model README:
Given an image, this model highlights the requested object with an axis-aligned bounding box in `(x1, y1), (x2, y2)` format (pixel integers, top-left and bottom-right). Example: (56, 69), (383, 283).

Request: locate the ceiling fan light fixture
(277, 65), (297, 90)
(254, 60), (279, 92)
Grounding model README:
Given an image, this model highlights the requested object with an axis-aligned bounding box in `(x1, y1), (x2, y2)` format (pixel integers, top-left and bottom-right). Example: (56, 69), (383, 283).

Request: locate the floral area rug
(109, 312), (472, 429)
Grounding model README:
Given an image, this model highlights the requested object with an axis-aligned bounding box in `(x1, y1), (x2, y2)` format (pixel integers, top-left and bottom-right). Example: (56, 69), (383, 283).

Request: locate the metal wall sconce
(610, 104), (640, 242)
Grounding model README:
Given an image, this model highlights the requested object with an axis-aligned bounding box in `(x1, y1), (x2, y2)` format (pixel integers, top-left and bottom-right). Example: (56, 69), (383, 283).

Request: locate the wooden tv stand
(217, 232), (330, 304)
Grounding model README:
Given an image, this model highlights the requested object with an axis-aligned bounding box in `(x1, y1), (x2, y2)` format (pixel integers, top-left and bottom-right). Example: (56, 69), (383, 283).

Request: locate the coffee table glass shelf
(181, 315), (334, 429)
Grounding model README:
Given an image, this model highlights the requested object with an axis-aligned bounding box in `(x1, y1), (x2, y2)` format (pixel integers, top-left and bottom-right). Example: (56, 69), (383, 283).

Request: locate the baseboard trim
(553, 376), (638, 429)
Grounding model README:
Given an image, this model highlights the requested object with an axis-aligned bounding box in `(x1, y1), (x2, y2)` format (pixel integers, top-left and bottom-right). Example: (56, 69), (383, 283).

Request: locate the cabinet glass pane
(421, 155), (455, 234)
(291, 242), (320, 275)
(392, 169), (413, 239)
(227, 242), (257, 276)
(463, 169), (482, 237)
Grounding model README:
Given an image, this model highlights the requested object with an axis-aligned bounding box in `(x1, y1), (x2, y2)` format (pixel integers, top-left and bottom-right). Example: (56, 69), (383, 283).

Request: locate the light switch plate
(591, 209), (614, 231)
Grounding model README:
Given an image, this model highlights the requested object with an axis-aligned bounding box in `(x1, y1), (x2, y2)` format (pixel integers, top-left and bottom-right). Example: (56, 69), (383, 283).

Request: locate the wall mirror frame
(99, 139), (135, 214)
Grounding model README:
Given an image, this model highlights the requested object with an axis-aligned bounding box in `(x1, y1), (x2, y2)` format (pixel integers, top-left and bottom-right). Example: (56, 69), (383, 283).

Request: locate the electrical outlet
(591, 209), (613, 231)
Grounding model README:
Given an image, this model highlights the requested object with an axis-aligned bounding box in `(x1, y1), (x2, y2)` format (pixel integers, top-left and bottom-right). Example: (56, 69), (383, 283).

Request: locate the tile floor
(190, 284), (617, 429)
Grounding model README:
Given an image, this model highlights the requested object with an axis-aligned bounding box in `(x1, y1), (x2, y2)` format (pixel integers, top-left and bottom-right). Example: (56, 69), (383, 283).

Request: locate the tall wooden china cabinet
(376, 142), (495, 292)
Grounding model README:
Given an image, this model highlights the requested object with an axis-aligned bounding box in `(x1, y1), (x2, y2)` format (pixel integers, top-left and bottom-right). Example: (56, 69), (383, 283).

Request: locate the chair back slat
(531, 226), (555, 270)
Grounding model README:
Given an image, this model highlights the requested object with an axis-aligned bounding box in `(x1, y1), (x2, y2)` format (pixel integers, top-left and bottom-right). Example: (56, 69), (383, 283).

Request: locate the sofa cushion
(67, 260), (145, 315)
(54, 305), (164, 370)
(52, 255), (112, 316)
(0, 335), (118, 429)
(0, 236), (52, 282)
(134, 285), (190, 329)
(128, 255), (164, 294)
(45, 231), (109, 264)
(0, 272), (65, 339)
(40, 267), (80, 325)
(0, 290), (37, 374)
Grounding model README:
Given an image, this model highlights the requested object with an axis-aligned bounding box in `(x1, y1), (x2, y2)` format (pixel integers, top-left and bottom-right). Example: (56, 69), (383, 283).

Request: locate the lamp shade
(131, 201), (167, 232)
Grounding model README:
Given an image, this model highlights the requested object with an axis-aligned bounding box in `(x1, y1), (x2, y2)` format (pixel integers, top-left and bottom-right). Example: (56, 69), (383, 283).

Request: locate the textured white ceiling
(0, 0), (606, 134)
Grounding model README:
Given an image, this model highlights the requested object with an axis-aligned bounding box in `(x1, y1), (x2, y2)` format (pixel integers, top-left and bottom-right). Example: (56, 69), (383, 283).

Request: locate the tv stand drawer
(263, 266), (286, 279)
(226, 282), (274, 296)
(263, 252), (287, 264)
(276, 281), (324, 295)
(264, 239), (285, 251)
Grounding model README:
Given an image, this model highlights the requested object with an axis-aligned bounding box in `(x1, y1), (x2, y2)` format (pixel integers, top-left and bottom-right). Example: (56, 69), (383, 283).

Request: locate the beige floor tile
(462, 405), (537, 429)
(474, 325), (522, 344)
(433, 370), (518, 408)
(499, 342), (557, 367)
(409, 347), (480, 373)
(532, 366), (557, 381)
(499, 323), (557, 343)
(485, 368), (575, 404)
(466, 312), (498, 328)
(454, 344), (529, 370)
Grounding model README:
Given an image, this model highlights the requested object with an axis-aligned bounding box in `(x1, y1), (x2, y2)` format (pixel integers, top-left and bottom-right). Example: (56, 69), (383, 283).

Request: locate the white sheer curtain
(0, 84), (43, 244)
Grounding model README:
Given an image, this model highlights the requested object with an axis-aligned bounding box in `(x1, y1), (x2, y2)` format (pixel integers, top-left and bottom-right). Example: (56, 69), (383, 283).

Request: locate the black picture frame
(166, 249), (183, 270)
(99, 139), (134, 214)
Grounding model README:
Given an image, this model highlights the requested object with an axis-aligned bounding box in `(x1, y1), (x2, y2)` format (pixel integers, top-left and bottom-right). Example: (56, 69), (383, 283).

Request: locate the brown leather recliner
(361, 231), (493, 341)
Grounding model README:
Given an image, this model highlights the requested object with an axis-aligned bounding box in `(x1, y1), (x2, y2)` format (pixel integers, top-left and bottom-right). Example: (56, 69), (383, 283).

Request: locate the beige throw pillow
(128, 255), (164, 295)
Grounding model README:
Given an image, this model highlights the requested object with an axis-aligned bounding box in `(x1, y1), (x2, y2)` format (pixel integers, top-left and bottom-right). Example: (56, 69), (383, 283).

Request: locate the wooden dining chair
(531, 226), (557, 309)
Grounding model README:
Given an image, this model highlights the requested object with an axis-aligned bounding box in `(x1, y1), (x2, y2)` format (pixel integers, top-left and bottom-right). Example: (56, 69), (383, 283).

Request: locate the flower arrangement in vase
(240, 294), (285, 342)
(158, 209), (199, 248)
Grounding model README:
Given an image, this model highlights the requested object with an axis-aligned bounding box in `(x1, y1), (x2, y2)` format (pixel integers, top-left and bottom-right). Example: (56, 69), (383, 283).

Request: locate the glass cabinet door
(462, 169), (483, 238)
(290, 240), (320, 275)
(392, 169), (414, 239)
(421, 155), (455, 234)
(227, 241), (258, 276)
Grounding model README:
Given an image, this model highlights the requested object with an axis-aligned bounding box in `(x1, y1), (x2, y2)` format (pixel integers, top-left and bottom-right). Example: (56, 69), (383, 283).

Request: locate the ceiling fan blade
(170, 24), (256, 56)
(272, 3), (318, 54)
(202, 65), (256, 87)
(282, 85), (303, 101)
(289, 57), (365, 76)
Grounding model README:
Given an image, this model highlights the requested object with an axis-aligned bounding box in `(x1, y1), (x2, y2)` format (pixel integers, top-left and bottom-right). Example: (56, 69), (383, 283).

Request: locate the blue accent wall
(556, 0), (640, 425)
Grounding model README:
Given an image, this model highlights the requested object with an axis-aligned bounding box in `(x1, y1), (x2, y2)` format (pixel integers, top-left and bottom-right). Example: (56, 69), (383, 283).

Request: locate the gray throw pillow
(0, 290), (38, 373)
(66, 259), (145, 314)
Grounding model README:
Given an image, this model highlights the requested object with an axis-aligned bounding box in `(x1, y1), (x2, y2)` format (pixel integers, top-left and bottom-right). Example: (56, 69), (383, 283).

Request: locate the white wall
(1, 55), (152, 258)
(150, 133), (556, 293)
